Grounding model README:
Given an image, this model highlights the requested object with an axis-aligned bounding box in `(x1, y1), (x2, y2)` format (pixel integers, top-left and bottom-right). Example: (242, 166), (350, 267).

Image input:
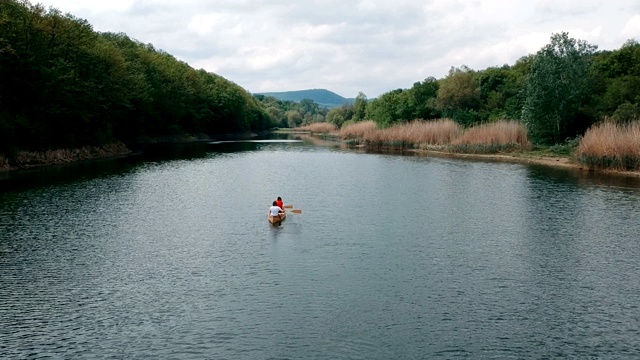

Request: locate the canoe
(268, 211), (286, 224)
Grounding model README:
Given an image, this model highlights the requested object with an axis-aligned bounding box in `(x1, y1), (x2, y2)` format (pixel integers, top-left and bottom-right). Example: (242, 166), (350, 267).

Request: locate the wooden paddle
(284, 205), (293, 208)
(290, 209), (302, 214)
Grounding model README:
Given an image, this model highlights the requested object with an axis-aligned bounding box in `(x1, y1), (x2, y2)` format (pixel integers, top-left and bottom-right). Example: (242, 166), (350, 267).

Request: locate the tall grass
(363, 119), (462, 149)
(450, 120), (532, 153)
(338, 119), (531, 152)
(297, 122), (338, 134)
(577, 121), (640, 170)
(340, 121), (378, 140)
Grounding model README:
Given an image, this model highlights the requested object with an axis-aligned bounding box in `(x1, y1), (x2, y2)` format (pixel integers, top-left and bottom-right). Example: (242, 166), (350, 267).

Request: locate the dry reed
(15, 142), (130, 168)
(450, 120), (532, 153)
(297, 122), (338, 134)
(340, 121), (378, 140)
(577, 121), (640, 170)
(363, 119), (463, 149)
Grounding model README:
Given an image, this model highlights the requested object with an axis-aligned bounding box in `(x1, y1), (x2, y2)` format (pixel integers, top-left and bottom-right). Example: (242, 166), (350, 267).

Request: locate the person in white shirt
(269, 201), (284, 218)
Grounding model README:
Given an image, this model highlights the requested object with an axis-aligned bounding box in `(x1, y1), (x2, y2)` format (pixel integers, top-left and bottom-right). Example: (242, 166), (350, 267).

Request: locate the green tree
(435, 66), (480, 112)
(365, 89), (404, 127)
(522, 32), (597, 143)
(352, 92), (367, 121)
(326, 107), (346, 127)
(476, 65), (527, 122)
(590, 39), (640, 119)
(407, 77), (440, 120)
(286, 110), (302, 128)
(612, 102), (640, 124)
(0, 0), (272, 157)
(435, 66), (481, 126)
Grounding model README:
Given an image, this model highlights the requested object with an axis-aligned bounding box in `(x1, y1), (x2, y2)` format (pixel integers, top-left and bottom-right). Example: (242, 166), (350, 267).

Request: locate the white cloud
(622, 14), (640, 37)
(33, 0), (640, 98)
(40, 0), (134, 13)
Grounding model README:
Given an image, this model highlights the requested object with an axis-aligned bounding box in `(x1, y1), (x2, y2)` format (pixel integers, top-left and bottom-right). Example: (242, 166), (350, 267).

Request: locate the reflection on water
(1, 136), (640, 358)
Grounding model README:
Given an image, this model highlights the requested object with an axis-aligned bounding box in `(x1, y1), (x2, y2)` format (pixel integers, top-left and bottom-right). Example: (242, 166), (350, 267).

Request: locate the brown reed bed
(340, 120), (378, 140)
(449, 120), (532, 153)
(297, 122), (338, 134)
(339, 119), (463, 149)
(577, 121), (640, 171)
(14, 142), (130, 168)
(364, 119), (463, 149)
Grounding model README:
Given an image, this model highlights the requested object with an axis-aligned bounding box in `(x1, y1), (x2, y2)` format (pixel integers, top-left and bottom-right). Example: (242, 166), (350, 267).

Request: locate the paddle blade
(291, 209), (302, 214)
(284, 205), (293, 208)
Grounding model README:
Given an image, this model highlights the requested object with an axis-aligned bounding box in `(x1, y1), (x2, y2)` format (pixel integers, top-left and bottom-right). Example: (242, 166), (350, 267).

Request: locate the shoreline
(3, 133), (640, 179)
(0, 132), (264, 173)
(408, 148), (640, 178)
(294, 132), (640, 178)
(0, 143), (132, 172)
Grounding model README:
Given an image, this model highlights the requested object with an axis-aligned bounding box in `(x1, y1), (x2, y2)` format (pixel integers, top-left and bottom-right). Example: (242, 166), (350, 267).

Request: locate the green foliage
(522, 32), (597, 144)
(0, 0), (270, 155)
(255, 89), (352, 108)
(612, 102), (640, 124)
(408, 77), (440, 120)
(477, 65), (525, 121)
(253, 95), (328, 128)
(436, 66), (481, 113)
(286, 110), (302, 128)
(352, 92), (368, 122)
(366, 89), (405, 127)
(590, 39), (640, 118)
(547, 137), (580, 156)
(326, 107), (346, 127)
(3, 0), (638, 154)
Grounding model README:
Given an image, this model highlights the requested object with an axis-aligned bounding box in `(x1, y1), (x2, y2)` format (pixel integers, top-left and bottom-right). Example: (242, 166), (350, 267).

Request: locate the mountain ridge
(255, 89), (355, 108)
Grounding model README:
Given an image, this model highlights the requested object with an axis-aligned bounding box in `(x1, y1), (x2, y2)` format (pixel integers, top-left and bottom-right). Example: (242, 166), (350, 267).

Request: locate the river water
(2, 136), (640, 359)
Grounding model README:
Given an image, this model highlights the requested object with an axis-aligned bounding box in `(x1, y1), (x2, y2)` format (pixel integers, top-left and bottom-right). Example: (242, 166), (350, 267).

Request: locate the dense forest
(2, 0), (639, 161)
(0, 0), (271, 157)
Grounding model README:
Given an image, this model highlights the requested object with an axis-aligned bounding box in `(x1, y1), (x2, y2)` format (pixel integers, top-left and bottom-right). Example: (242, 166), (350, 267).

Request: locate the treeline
(253, 95), (328, 128)
(2, 0), (638, 159)
(0, 0), (271, 156)
(324, 33), (640, 144)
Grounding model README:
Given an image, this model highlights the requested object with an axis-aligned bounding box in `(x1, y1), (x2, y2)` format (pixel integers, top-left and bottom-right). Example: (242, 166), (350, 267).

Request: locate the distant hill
(256, 89), (355, 108)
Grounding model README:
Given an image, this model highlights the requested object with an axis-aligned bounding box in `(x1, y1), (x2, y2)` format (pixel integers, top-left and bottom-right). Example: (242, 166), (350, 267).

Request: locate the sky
(33, 0), (640, 99)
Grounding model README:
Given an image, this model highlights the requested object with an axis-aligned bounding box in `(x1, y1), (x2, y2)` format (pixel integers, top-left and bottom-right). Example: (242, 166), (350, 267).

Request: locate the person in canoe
(269, 201), (284, 219)
(276, 197), (285, 212)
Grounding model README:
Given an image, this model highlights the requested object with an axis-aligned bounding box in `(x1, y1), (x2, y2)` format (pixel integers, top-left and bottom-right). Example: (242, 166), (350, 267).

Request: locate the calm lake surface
(2, 135), (640, 359)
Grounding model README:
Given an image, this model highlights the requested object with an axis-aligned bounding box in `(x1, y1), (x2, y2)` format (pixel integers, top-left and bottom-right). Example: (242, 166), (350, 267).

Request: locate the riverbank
(411, 148), (640, 178)
(289, 131), (640, 178)
(0, 143), (132, 172)
(0, 132), (266, 172)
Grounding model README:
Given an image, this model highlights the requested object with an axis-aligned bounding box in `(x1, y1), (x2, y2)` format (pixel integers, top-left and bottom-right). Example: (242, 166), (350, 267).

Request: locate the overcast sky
(33, 0), (640, 98)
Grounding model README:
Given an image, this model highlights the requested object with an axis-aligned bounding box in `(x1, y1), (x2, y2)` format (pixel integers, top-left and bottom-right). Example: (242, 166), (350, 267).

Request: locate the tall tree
(522, 32), (597, 143)
(408, 77), (440, 120)
(435, 66), (481, 126)
(352, 92), (368, 122)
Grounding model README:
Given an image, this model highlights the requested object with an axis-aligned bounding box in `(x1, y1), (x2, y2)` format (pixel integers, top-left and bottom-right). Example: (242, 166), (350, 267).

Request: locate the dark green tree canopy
(0, 0), (271, 155)
(522, 32), (598, 143)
